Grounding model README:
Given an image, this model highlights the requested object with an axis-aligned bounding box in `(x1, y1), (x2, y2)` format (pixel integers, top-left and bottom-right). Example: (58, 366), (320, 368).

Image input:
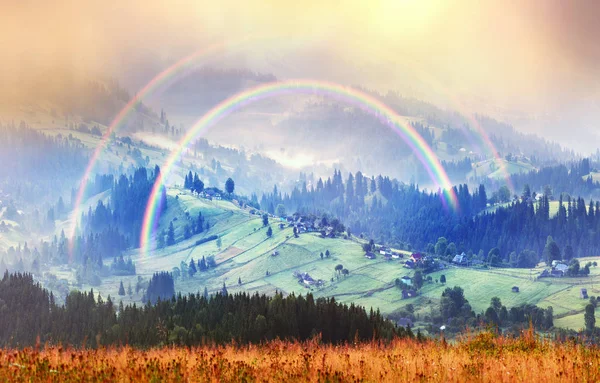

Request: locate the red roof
(411, 253), (423, 260)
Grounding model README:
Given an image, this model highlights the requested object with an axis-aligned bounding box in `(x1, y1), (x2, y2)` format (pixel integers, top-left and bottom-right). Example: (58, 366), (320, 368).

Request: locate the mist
(2, 0), (599, 153)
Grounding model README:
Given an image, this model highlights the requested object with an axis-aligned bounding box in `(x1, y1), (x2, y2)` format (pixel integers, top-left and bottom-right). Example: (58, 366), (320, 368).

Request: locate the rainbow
(381, 57), (515, 194)
(67, 38), (251, 256)
(139, 79), (459, 255)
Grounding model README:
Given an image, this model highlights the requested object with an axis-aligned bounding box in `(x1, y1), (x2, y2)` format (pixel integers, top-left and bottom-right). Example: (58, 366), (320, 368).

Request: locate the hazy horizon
(2, 0), (600, 153)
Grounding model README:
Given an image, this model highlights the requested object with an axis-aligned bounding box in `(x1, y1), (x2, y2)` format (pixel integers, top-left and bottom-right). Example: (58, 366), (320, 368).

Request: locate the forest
(0, 272), (406, 348)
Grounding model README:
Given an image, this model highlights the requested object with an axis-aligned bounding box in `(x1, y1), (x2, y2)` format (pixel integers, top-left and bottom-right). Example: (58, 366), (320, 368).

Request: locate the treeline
(263, 168), (600, 263)
(428, 286), (553, 335)
(74, 166), (166, 248)
(261, 169), (487, 249)
(0, 272), (409, 348)
(485, 158), (600, 201)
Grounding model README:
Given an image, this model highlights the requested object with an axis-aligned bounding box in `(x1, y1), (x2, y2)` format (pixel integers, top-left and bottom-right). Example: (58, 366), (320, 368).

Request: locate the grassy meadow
(2, 332), (600, 382)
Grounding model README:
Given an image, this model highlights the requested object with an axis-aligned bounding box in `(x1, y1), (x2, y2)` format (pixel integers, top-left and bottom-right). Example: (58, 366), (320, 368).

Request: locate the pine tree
(118, 281), (125, 296)
(199, 256), (207, 271)
(167, 222), (175, 246)
(266, 226), (273, 238)
(225, 178), (235, 195)
(188, 258), (197, 277)
(585, 303), (596, 332)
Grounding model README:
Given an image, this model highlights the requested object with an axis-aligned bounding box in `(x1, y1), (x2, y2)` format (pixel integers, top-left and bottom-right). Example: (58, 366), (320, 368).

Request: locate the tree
(225, 178), (235, 195)
(193, 176), (204, 194)
(118, 281), (125, 296)
(221, 282), (228, 296)
(485, 307), (500, 327)
(188, 258), (197, 277)
(497, 186), (511, 203)
(167, 222), (175, 246)
(238, 277), (242, 285)
(446, 242), (457, 257)
(266, 226), (273, 238)
(487, 248), (501, 266)
(435, 237), (448, 257)
(543, 236), (560, 266)
(585, 303), (596, 332)
(413, 270), (424, 289)
(342, 269), (349, 277)
(440, 274), (446, 284)
(216, 236), (222, 249)
(320, 252), (324, 260)
(183, 224), (191, 240)
(522, 184), (531, 199)
(325, 250), (330, 257)
(564, 244), (575, 261)
(262, 214), (269, 227)
(127, 282), (133, 297)
(198, 256), (207, 271)
(335, 264), (343, 275)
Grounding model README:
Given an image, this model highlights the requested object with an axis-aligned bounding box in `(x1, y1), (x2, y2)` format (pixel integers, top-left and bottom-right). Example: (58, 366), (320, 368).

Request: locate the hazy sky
(2, 0), (599, 152)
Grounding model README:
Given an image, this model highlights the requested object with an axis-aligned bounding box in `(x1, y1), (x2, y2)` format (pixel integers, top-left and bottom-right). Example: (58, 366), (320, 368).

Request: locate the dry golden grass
(1, 332), (599, 382)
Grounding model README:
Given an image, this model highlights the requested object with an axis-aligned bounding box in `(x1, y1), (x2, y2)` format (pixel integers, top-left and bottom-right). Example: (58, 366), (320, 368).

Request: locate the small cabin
(511, 286), (519, 293)
(581, 288), (589, 299)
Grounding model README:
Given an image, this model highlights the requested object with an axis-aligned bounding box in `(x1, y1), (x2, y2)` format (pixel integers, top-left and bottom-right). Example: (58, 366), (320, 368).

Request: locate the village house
(551, 269), (564, 278)
(364, 252), (376, 260)
(554, 263), (569, 273)
(452, 253), (468, 266)
(391, 252), (402, 259)
(401, 289), (417, 299)
(410, 253), (423, 263)
(400, 276), (413, 286)
(512, 286), (520, 293)
(404, 259), (416, 269)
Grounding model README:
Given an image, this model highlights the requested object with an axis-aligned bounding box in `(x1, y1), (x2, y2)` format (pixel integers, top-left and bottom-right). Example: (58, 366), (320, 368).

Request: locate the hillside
(45, 188), (600, 333)
(468, 158), (536, 181)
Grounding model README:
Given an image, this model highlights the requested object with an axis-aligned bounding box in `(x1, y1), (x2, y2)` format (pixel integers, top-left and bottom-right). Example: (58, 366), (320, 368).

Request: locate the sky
(1, 0), (599, 152)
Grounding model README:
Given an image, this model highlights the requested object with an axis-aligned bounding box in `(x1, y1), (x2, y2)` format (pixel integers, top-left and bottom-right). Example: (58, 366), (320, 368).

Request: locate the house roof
(555, 263), (569, 272)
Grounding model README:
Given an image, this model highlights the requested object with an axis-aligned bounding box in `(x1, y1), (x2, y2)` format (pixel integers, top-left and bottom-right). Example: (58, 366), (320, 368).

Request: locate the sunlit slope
(85, 189), (599, 330)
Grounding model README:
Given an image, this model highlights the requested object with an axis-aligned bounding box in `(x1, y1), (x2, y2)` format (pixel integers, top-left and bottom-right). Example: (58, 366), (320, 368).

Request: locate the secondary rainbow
(67, 38), (251, 256)
(139, 79), (459, 255)
(384, 57), (515, 194)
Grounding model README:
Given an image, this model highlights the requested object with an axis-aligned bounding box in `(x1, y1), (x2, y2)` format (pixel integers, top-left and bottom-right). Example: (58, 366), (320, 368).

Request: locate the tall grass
(1, 332), (598, 382)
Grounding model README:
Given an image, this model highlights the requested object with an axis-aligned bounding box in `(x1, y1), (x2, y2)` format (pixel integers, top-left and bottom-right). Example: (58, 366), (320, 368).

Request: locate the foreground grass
(2, 333), (600, 382)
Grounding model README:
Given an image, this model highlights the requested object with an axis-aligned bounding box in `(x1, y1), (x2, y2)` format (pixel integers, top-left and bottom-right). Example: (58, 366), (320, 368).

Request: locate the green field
(50, 190), (600, 332)
(469, 158), (535, 181)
